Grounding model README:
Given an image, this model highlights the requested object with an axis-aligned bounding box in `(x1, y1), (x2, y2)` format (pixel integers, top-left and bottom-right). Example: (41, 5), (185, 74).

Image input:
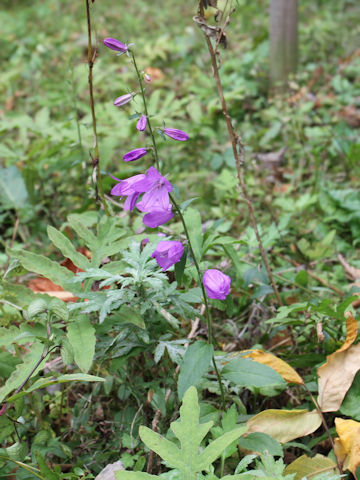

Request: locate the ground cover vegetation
(1, 0), (360, 478)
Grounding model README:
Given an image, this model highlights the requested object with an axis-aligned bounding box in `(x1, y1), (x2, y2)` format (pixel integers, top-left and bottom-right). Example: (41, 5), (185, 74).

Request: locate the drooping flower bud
(144, 73), (152, 83)
(203, 269), (231, 301)
(136, 114), (147, 132)
(123, 148), (148, 162)
(114, 93), (134, 107)
(152, 241), (184, 271)
(163, 128), (189, 141)
(103, 38), (128, 53)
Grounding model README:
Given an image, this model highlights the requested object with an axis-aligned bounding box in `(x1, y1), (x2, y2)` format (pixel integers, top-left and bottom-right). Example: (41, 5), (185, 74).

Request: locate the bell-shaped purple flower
(123, 148), (148, 162)
(104, 38), (128, 53)
(143, 208), (174, 228)
(110, 173), (148, 211)
(203, 269), (231, 301)
(152, 241), (184, 271)
(136, 114), (147, 132)
(136, 167), (172, 213)
(163, 128), (189, 141)
(114, 93), (134, 107)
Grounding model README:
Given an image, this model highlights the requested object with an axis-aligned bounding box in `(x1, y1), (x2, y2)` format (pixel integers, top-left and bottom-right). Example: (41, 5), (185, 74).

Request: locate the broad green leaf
(67, 316), (96, 373)
(238, 432), (283, 457)
(0, 165), (28, 209)
(177, 341), (213, 399)
(6, 374), (104, 402)
(47, 226), (91, 270)
(0, 343), (44, 403)
(222, 358), (286, 389)
(340, 370), (360, 420)
(35, 452), (60, 480)
(116, 472), (158, 480)
(8, 249), (73, 290)
(113, 305), (145, 329)
(183, 208), (202, 262)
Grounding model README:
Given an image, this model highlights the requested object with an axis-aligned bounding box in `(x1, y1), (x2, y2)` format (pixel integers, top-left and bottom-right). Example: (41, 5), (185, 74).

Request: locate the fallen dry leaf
(338, 254), (360, 281)
(246, 409), (322, 443)
(284, 454), (337, 480)
(334, 417), (360, 476)
(318, 313), (360, 412)
(28, 278), (77, 302)
(242, 349), (303, 385)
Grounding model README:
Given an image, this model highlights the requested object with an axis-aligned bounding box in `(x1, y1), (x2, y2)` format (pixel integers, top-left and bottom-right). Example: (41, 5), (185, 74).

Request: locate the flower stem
(131, 50), (225, 410)
(85, 0), (110, 216)
(197, 1), (282, 306)
(130, 52), (160, 171)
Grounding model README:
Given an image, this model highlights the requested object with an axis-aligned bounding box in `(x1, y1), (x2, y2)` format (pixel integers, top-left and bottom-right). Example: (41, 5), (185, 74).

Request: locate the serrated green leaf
(0, 342), (44, 403)
(47, 226), (91, 270)
(140, 387), (246, 479)
(8, 249), (74, 290)
(178, 341), (213, 399)
(67, 316), (96, 373)
(67, 214), (97, 249)
(197, 427), (246, 470)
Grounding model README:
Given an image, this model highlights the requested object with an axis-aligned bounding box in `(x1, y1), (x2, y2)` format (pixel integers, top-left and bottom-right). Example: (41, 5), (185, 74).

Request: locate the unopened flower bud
(114, 93), (134, 107)
(163, 128), (189, 141)
(123, 148), (148, 162)
(144, 73), (151, 83)
(136, 114), (147, 132)
(104, 38), (128, 53)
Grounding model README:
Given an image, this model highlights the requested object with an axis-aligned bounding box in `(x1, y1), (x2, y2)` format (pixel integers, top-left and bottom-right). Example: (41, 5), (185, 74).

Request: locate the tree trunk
(269, 0), (298, 91)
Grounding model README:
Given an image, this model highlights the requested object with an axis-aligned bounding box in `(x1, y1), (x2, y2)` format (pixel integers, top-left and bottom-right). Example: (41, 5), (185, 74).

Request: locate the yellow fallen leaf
(334, 417), (360, 476)
(284, 454), (337, 480)
(318, 314), (360, 412)
(246, 409), (322, 443)
(242, 349), (303, 385)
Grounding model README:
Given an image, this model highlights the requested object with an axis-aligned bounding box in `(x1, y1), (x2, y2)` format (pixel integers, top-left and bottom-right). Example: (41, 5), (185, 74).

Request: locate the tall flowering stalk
(104, 39), (226, 408)
(85, 0), (110, 215)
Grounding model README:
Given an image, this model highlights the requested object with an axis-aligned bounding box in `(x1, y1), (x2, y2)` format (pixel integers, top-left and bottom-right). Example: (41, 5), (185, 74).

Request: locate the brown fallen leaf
(28, 278), (77, 303)
(317, 313), (360, 412)
(241, 349), (303, 385)
(334, 417), (360, 476)
(246, 409), (322, 443)
(338, 254), (360, 281)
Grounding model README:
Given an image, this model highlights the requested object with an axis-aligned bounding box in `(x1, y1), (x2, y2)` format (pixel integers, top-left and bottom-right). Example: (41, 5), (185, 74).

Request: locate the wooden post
(269, 0), (298, 91)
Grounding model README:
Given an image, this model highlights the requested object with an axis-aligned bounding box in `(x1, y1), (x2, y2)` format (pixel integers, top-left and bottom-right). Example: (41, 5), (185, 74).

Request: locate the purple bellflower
(136, 114), (147, 131)
(152, 240), (184, 271)
(136, 166), (172, 213)
(123, 148), (148, 162)
(203, 269), (231, 301)
(114, 93), (134, 107)
(103, 38), (128, 53)
(163, 128), (189, 141)
(110, 173), (147, 211)
(143, 208), (174, 228)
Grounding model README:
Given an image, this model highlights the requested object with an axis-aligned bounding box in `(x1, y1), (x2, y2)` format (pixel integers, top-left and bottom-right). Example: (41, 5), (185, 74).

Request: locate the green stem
(131, 52), (160, 170)
(130, 49), (225, 410)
